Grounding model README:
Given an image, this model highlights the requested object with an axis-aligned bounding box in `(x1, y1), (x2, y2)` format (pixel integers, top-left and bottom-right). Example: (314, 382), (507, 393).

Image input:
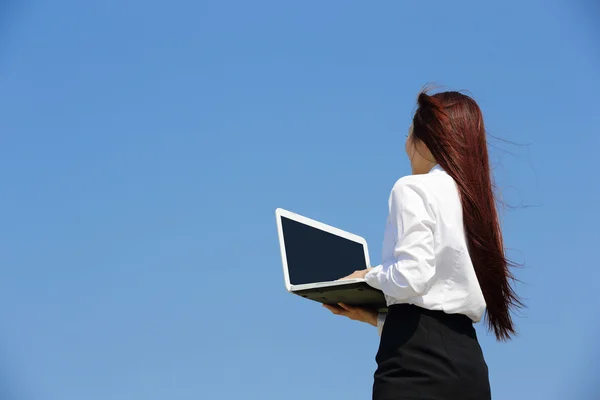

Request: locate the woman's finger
(339, 303), (359, 317)
(323, 304), (358, 319)
(323, 304), (348, 316)
(322, 304), (338, 313)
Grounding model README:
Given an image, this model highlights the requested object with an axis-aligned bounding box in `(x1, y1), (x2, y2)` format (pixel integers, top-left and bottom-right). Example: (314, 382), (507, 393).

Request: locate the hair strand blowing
(412, 90), (523, 341)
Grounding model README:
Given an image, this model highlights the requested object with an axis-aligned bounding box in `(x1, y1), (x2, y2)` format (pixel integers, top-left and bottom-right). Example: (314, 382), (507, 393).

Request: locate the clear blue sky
(0, 1), (598, 399)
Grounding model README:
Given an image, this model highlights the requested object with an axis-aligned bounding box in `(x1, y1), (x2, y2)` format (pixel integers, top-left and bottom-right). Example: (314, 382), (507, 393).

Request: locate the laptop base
(293, 281), (387, 311)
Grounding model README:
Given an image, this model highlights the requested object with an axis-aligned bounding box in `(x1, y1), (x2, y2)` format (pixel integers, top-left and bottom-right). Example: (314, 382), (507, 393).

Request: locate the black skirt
(373, 304), (491, 400)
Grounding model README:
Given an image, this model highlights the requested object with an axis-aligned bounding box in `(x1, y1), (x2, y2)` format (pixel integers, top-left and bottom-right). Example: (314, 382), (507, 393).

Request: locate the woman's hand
(339, 268), (371, 280)
(323, 303), (378, 327)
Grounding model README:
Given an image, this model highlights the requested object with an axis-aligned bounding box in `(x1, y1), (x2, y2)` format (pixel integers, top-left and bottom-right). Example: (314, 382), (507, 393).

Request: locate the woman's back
(378, 164), (486, 322)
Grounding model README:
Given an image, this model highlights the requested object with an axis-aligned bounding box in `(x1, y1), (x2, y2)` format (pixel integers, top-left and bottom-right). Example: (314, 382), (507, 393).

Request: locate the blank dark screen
(281, 216), (367, 285)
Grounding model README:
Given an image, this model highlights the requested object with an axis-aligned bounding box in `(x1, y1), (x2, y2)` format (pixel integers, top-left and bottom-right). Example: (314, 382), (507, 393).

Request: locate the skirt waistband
(386, 304), (474, 329)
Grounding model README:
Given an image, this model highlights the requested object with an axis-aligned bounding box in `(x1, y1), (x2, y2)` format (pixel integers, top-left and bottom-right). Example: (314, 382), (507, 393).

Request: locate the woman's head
(409, 89), (522, 341)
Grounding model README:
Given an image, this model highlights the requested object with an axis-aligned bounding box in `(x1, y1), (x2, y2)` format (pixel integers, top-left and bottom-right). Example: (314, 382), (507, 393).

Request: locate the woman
(324, 90), (522, 400)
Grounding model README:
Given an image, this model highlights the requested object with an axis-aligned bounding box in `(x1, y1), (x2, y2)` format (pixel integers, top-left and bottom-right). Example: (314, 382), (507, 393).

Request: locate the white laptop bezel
(275, 207), (371, 292)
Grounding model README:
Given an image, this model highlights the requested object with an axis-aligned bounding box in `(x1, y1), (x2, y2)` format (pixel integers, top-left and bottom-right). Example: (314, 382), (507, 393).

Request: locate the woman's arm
(365, 177), (437, 300)
(322, 303), (378, 327)
(322, 304), (387, 335)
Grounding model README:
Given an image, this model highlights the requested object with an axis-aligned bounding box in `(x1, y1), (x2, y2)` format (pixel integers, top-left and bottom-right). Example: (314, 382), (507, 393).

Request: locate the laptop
(275, 208), (387, 310)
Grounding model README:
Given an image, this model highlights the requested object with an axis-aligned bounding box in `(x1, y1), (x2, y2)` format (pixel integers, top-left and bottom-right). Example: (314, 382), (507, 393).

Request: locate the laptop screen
(281, 216), (368, 285)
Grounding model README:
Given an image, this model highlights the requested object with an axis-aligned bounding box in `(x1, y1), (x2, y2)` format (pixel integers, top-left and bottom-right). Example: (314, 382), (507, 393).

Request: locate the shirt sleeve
(365, 178), (436, 300)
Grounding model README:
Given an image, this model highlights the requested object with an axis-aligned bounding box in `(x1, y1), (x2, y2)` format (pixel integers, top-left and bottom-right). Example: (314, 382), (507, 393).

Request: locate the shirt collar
(430, 164), (445, 174)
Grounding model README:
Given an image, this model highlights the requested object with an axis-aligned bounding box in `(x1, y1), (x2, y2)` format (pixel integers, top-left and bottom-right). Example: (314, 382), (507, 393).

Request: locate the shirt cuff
(365, 265), (383, 289)
(377, 312), (387, 336)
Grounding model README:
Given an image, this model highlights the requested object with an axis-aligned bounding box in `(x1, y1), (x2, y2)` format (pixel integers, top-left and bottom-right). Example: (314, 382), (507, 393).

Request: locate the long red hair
(411, 89), (522, 341)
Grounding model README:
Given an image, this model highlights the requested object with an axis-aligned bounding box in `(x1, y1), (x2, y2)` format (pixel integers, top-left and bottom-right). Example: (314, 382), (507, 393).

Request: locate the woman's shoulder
(393, 166), (455, 194)
(389, 170), (458, 218)
(390, 173), (438, 199)
(388, 174), (439, 215)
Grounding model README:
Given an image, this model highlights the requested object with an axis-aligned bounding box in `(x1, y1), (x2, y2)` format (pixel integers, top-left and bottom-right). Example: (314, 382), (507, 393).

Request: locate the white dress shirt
(365, 165), (486, 335)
